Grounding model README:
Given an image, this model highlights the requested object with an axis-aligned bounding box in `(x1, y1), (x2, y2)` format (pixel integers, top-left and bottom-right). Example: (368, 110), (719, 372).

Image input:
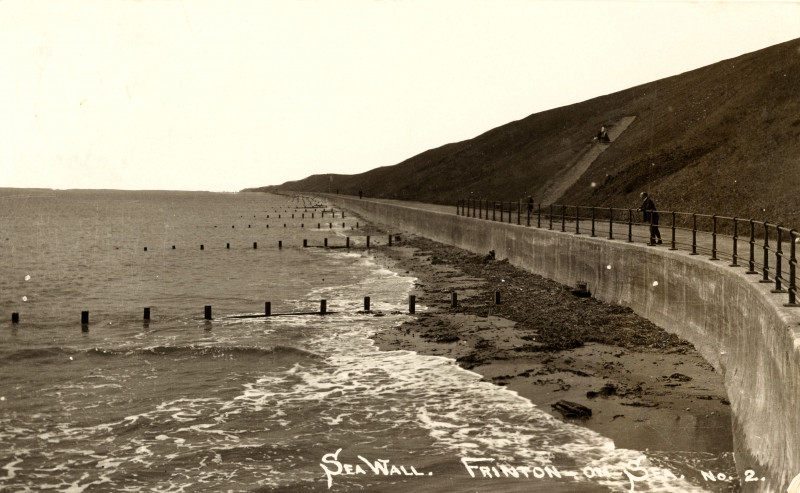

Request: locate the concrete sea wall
(328, 195), (800, 492)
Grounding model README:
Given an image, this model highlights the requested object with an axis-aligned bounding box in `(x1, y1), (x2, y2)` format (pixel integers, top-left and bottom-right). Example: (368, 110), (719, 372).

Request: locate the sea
(0, 189), (738, 493)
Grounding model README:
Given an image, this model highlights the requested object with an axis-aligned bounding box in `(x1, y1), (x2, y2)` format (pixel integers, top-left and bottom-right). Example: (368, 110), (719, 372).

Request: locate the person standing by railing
(639, 192), (662, 244)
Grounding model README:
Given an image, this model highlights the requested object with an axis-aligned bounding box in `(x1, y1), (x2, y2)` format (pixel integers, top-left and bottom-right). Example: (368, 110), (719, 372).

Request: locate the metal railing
(456, 199), (799, 307)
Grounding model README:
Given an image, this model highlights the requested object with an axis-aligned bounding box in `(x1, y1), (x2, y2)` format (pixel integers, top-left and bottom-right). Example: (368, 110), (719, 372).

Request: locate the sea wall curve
(327, 195), (800, 492)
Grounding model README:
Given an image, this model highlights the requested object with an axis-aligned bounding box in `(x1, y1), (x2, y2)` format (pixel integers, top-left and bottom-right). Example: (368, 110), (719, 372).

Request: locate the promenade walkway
(338, 194), (799, 307)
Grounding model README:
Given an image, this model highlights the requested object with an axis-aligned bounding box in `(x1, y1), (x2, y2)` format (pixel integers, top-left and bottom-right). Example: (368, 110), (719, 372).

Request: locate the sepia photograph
(2, 1), (800, 491)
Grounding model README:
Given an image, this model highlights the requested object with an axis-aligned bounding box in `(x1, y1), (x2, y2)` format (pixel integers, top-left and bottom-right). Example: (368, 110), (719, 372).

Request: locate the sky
(2, 0), (800, 192)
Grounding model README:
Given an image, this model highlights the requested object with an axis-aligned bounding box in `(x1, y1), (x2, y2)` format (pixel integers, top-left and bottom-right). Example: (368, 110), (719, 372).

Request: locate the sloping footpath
(539, 116), (637, 206)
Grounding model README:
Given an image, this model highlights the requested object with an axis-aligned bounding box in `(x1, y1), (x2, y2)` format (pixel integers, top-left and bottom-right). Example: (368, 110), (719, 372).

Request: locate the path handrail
(457, 198), (798, 306)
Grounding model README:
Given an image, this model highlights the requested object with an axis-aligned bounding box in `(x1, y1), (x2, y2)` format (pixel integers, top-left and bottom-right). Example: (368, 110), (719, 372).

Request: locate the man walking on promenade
(639, 192), (662, 244)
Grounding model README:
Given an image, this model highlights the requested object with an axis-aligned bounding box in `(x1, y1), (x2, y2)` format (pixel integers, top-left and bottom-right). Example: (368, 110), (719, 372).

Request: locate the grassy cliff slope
(245, 38), (800, 227)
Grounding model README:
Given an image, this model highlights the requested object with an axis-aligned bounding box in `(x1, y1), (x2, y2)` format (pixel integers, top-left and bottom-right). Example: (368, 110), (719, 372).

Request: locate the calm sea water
(0, 189), (736, 492)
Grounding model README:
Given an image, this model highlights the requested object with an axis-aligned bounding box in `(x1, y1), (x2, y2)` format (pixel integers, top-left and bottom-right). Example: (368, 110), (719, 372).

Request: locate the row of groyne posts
(213, 207), (358, 238)
(9, 291), (507, 329)
(140, 206), (370, 251)
(142, 233), (390, 252)
(457, 199), (800, 307)
(7, 232), (403, 326)
(6, 202), (399, 325)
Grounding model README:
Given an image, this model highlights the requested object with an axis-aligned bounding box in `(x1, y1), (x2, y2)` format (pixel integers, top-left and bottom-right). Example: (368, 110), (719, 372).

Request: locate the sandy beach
(371, 234), (733, 457)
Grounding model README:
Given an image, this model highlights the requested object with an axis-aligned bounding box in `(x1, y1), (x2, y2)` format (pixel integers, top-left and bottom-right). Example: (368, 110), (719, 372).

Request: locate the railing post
(710, 215), (718, 260)
(561, 205), (566, 232)
(500, 202), (504, 222)
(730, 218), (739, 267)
(786, 229), (798, 306)
(591, 207), (596, 237)
(517, 200), (521, 225)
(477, 199), (481, 219)
(549, 205), (553, 230)
(537, 204), (542, 228)
(773, 226), (786, 293)
(575, 206), (580, 235)
(760, 223), (771, 283)
(508, 201), (512, 224)
(608, 208), (613, 240)
(669, 211), (677, 250)
(747, 219), (757, 274)
(493, 202), (497, 221)
(627, 209), (633, 243)
(690, 214), (698, 255)
(648, 213), (655, 246)
(527, 208), (531, 227)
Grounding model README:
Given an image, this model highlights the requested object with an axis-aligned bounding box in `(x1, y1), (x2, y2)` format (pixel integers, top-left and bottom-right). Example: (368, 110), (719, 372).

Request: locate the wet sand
(370, 234), (733, 456)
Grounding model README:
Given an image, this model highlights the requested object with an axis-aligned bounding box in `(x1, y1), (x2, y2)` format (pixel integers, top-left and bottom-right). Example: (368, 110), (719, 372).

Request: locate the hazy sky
(2, 0), (800, 192)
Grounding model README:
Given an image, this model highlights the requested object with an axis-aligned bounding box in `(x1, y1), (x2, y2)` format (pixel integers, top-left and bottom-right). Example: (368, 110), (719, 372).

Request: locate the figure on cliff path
(638, 192), (662, 244)
(596, 126), (610, 143)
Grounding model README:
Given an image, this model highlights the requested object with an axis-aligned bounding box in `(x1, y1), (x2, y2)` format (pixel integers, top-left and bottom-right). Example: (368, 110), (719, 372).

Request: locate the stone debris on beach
(552, 400), (593, 419)
(586, 383), (618, 399)
(370, 234), (733, 455)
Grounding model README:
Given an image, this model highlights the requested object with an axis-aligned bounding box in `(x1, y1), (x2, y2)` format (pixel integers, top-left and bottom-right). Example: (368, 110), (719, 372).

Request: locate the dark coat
(641, 196), (658, 223)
